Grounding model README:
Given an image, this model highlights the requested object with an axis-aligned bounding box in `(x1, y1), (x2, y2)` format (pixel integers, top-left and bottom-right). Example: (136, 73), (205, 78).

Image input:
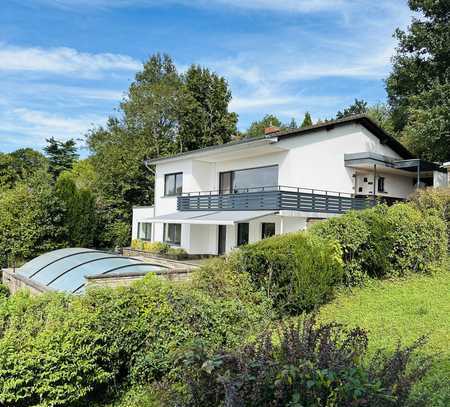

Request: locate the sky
(0, 0), (412, 154)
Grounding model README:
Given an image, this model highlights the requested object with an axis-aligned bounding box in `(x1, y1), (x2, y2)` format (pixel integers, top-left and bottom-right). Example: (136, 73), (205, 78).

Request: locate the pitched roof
(148, 114), (414, 164)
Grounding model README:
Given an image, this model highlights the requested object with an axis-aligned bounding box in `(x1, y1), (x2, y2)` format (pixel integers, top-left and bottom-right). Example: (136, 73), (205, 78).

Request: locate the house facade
(132, 115), (448, 255)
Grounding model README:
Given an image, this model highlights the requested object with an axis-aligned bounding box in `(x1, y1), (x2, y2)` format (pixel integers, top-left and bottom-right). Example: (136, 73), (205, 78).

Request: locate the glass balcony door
(219, 165), (278, 194)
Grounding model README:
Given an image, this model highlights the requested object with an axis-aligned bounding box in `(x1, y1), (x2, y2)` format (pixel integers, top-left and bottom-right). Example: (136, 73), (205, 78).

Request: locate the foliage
(386, 0), (449, 160)
(55, 174), (97, 247)
(311, 203), (448, 284)
(0, 274), (269, 406)
(401, 81), (450, 161)
(231, 231), (343, 314)
(0, 284), (9, 300)
(410, 186), (450, 249)
(320, 268), (450, 406)
(191, 257), (273, 308)
(245, 114), (284, 138)
(0, 148), (48, 191)
(87, 53), (237, 247)
(0, 174), (67, 267)
(131, 239), (170, 254)
(336, 98), (368, 119)
(178, 65), (237, 151)
(166, 247), (187, 256)
(178, 315), (430, 407)
(44, 137), (79, 180)
(300, 111), (313, 127)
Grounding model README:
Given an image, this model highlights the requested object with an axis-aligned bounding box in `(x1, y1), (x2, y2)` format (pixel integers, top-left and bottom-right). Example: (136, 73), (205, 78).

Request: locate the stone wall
(85, 268), (192, 289)
(2, 269), (51, 295)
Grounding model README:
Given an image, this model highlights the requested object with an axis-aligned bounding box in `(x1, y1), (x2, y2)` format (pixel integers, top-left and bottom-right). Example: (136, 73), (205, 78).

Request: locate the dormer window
(164, 172), (183, 196)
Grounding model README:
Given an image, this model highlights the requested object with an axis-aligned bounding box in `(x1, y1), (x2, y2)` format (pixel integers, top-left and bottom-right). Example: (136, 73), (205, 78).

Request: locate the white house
(132, 115), (448, 255)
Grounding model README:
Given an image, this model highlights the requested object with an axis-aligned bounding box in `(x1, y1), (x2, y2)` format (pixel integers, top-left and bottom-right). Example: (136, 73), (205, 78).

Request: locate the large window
(164, 223), (181, 245)
(237, 223), (249, 246)
(164, 172), (183, 196)
(137, 222), (152, 241)
(219, 165), (278, 194)
(261, 222), (275, 239)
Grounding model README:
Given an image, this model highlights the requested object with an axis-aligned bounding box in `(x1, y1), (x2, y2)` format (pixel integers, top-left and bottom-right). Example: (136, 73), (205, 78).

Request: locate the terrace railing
(177, 185), (377, 214)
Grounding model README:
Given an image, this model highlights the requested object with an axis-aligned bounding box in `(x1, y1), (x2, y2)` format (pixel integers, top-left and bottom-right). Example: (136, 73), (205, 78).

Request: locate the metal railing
(177, 185), (378, 214)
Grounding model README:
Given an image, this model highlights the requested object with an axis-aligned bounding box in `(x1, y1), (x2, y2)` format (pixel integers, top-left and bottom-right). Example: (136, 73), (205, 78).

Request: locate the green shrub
(166, 247), (187, 257)
(231, 231), (343, 314)
(131, 239), (144, 250)
(0, 275), (270, 406)
(386, 203), (447, 275)
(178, 316), (431, 407)
(410, 187), (450, 249)
(311, 203), (447, 283)
(0, 284), (9, 300)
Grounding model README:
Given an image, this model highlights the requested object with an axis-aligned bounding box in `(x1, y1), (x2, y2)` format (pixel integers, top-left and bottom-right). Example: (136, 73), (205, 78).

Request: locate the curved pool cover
(17, 248), (163, 294)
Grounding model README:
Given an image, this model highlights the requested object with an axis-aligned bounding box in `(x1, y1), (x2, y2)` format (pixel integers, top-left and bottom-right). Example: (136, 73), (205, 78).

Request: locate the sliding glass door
(219, 165), (278, 194)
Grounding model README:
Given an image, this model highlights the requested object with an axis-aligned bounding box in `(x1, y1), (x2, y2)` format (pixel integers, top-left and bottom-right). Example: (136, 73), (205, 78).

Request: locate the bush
(230, 231), (343, 314)
(410, 187), (450, 249)
(178, 315), (431, 407)
(167, 247), (188, 258)
(0, 275), (270, 406)
(311, 203), (447, 284)
(131, 240), (170, 254)
(0, 284), (9, 300)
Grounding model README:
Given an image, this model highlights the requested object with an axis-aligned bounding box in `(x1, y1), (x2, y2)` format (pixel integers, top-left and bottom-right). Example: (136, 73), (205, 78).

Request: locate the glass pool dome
(17, 248), (164, 294)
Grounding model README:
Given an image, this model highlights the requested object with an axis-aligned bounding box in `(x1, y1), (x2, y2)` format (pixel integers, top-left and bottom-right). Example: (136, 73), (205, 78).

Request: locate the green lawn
(320, 267), (450, 406)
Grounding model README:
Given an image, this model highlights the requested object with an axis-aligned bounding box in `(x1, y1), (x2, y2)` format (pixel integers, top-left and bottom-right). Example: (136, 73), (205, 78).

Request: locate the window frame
(237, 223), (249, 246)
(164, 172), (183, 197)
(138, 222), (152, 241)
(163, 223), (181, 245)
(219, 164), (278, 194)
(261, 222), (276, 239)
(377, 176), (385, 193)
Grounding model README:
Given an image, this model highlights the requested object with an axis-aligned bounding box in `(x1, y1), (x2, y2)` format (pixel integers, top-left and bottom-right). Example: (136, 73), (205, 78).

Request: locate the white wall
(433, 171), (448, 187)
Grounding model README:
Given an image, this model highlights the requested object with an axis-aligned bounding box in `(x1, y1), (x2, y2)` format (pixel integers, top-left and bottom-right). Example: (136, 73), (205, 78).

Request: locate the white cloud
(0, 44), (141, 77)
(0, 107), (107, 147)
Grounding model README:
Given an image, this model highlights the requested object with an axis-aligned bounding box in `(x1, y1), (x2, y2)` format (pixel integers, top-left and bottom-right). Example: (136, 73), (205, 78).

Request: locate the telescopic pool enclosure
(14, 248), (164, 294)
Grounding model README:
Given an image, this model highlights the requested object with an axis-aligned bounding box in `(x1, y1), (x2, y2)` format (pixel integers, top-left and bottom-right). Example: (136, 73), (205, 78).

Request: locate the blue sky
(0, 0), (412, 154)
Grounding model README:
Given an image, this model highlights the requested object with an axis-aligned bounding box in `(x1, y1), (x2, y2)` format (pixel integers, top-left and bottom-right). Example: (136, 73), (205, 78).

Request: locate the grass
(319, 266), (450, 406)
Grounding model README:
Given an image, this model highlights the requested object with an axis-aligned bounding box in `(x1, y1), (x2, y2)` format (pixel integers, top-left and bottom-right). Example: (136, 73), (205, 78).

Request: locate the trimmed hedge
(230, 232), (343, 314)
(0, 275), (269, 407)
(311, 203), (447, 285)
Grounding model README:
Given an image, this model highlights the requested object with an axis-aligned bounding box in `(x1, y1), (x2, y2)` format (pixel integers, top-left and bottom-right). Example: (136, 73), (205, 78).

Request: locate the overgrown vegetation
(310, 203), (447, 285)
(0, 274), (269, 406)
(177, 316), (431, 406)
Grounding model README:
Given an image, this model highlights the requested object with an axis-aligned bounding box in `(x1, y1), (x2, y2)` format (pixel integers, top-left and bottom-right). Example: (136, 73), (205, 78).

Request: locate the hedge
(311, 202), (447, 285)
(0, 274), (270, 407)
(230, 232), (343, 314)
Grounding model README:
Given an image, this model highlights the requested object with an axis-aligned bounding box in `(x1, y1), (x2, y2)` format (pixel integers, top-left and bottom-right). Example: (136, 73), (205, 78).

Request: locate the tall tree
(385, 0), (449, 160)
(179, 65), (238, 151)
(0, 149), (48, 190)
(245, 114), (284, 138)
(301, 112), (313, 128)
(87, 53), (238, 247)
(44, 137), (79, 180)
(336, 99), (368, 119)
(56, 174), (97, 248)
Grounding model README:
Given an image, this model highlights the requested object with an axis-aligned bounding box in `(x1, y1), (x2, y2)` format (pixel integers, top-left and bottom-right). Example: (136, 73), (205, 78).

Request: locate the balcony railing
(177, 185), (377, 214)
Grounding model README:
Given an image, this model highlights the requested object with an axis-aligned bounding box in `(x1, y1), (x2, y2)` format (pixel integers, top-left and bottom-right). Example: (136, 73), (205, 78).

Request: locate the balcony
(177, 186), (377, 214)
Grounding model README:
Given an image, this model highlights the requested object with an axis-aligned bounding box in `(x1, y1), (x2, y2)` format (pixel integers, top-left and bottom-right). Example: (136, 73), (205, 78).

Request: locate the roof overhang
(146, 210), (278, 225)
(148, 137), (283, 165)
(344, 153), (444, 175)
